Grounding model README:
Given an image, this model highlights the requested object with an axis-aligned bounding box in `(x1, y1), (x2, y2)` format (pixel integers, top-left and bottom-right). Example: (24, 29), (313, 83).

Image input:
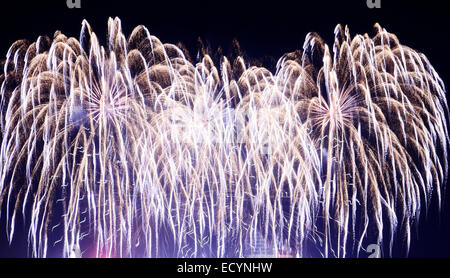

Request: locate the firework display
(0, 17), (447, 257)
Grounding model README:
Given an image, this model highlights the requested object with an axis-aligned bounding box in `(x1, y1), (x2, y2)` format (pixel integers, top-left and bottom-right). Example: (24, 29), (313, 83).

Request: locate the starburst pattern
(0, 18), (447, 257)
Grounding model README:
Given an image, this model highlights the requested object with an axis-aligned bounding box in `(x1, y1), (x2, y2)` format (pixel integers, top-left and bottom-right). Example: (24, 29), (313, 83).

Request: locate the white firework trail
(0, 18), (448, 257)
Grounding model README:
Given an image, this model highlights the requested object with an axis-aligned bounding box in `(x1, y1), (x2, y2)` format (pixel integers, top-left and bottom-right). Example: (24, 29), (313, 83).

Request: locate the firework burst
(0, 18), (448, 257)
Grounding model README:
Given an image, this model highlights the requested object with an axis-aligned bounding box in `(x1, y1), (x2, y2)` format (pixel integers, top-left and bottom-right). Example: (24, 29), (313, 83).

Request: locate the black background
(0, 0), (449, 258)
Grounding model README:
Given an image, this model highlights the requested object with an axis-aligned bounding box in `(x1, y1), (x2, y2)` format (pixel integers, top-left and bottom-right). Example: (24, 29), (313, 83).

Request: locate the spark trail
(0, 18), (447, 257)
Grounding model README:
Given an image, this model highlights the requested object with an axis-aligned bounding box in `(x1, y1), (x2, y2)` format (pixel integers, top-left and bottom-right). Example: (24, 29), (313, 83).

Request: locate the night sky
(0, 0), (449, 257)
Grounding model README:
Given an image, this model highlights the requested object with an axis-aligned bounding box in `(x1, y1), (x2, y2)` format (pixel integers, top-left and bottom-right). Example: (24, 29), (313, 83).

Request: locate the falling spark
(0, 18), (448, 258)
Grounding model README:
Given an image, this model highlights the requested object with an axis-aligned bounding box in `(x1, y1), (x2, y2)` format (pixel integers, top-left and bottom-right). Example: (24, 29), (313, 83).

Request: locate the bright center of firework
(0, 18), (447, 259)
(101, 99), (115, 117)
(85, 74), (129, 123)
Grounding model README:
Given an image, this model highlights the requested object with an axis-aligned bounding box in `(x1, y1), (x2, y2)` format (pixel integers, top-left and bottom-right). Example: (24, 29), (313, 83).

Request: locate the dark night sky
(0, 0), (449, 257)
